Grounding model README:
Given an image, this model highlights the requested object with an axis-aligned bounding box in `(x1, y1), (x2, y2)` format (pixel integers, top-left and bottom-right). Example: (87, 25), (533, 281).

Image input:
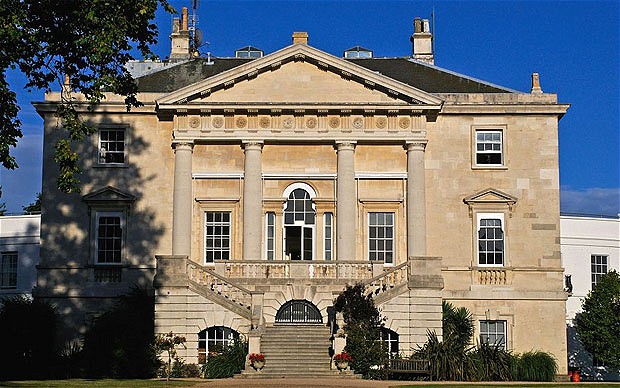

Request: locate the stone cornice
(441, 103), (570, 117)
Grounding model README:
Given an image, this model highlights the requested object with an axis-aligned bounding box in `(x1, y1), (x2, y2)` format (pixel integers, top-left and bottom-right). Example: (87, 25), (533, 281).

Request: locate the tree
(23, 191), (41, 213)
(575, 270), (620, 369)
(334, 283), (387, 378)
(0, 186), (6, 215)
(0, 0), (174, 193)
(154, 332), (186, 381)
(0, 296), (59, 379)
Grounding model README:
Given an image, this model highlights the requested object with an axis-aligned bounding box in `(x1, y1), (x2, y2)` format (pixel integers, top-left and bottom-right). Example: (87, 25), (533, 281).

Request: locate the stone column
(336, 141), (356, 261)
(406, 141), (427, 256)
(172, 141), (194, 256)
(242, 141), (264, 260)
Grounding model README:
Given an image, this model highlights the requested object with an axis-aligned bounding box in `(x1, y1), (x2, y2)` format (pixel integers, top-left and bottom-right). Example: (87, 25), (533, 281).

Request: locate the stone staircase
(241, 324), (356, 378)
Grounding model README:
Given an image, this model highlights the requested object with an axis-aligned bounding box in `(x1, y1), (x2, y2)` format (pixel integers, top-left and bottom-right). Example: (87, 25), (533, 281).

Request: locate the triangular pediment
(82, 186), (136, 204)
(463, 188), (518, 205)
(157, 44), (444, 109)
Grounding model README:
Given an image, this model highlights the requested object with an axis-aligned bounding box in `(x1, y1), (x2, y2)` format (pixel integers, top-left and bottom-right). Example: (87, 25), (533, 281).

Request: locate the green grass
(0, 379), (199, 388)
(393, 385), (620, 388)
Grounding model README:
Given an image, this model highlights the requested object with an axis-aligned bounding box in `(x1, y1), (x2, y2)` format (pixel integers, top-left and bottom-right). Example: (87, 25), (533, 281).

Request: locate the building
(0, 214), (41, 298)
(34, 11), (570, 375)
(561, 214), (620, 380)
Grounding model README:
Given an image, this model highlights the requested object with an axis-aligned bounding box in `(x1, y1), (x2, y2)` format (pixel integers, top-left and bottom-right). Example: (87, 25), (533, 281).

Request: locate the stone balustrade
(219, 260), (375, 280)
(476, 268), (509, 285)
(188, 261), (253, 308)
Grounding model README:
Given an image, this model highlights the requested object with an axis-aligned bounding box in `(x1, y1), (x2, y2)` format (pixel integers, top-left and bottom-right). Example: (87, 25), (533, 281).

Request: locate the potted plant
(333, 352), (352, 371)
(248, 352), (266, 371)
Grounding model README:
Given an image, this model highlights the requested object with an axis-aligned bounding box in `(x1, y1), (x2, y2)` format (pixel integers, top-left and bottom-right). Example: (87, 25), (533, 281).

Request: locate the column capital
(334, 141), (357, 151)
(405, 140), (428, 152)
(242, 140), (264, 151)
(172, 141), (194, 151)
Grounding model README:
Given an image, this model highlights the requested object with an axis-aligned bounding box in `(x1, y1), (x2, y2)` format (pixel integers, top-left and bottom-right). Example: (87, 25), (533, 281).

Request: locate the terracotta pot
(336, 361), (349, 371)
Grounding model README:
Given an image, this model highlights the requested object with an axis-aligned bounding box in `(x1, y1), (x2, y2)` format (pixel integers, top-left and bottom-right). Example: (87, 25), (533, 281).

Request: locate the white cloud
(560, 187), (620, 217)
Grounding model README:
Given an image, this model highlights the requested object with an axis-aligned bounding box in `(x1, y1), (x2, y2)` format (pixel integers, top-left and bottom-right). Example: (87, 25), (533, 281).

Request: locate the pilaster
(335, 141), (356, 261)
(242, 141), (264, 260)
(172, 141), (194, 256)
(406, 141), (427, 256)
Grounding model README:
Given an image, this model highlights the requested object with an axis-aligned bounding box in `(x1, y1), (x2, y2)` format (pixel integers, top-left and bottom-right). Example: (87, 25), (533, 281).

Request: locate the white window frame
(476, 213), (505, 267)
(94, 211), (124, 265)
(265, 212), (275, 260)
(0, 251), (18, 289)
(479, 320), (507, 349)
(198, 326), (239, 363)
(324, 212), (333, 261)
(591, 254), (608, 289)
(368, 212), (394, 264)
(472, 126), (506, 169)
(204, 211), (231, 263)
(98, 127), (126, 165)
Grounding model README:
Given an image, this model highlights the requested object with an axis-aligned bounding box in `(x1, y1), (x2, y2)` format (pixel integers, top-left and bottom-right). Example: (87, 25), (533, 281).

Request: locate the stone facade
(34, 20), (569, 374)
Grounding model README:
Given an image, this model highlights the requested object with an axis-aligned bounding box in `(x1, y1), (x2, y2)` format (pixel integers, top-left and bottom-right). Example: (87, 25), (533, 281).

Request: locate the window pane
(205, 212), (231, 263)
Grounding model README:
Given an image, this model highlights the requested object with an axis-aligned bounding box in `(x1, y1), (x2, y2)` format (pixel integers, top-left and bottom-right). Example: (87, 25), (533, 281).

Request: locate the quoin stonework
(34, 11), (570, 375)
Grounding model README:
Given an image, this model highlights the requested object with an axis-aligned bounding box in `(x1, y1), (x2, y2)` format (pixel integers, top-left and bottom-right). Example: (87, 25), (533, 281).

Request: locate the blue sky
(1, 1), (619, 216)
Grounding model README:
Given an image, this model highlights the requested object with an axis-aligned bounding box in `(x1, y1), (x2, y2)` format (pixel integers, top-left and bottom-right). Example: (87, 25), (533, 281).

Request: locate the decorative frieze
(175, 113), (426, 133)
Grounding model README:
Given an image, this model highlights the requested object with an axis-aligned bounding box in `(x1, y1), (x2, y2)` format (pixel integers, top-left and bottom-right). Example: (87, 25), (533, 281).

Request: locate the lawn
(0, 380), (199, 388)
(395, 385), (619, 388)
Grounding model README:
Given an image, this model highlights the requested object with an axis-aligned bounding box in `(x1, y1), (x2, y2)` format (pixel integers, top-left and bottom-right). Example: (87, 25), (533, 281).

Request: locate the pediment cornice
(82, 186), (136, 205)
(463, 187), (518, 216)
(156, 44), (444, 112)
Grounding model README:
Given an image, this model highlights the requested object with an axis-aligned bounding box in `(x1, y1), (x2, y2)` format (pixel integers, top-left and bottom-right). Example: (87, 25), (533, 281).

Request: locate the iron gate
(275, 299), (323, 323)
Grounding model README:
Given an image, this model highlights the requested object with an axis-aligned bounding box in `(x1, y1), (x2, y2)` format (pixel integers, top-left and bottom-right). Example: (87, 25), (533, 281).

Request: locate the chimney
(530, 72), (543, 94)
(292, 32), (308, 45)
(410, 17), (434, 65)
(170, 7), (191, 60)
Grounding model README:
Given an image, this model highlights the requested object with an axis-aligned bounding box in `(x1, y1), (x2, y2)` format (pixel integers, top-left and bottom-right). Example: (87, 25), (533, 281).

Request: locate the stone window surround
(195, 200), (239, 266)
(360, 201), (402, 266)
(475, 310), (514, 351)
(476, 212), (505, 267)
(96, 125), (129, 167)
(471, 124), (508, 170)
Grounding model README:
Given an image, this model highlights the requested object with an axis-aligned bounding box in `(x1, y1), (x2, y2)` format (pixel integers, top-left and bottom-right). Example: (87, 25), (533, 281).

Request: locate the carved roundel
(376, 117), (387, 129)
(212, 117), (224, 128)
(282, 117), (294, 129)
(352, 117), (364, 129)
(399, 117), (411, 129)
(329, 117), (340, 128)
(188, 116), (201, 128)
(259, 117), (270, 128)
(306, 117), (317, 129)
(236, 117), (247, 128)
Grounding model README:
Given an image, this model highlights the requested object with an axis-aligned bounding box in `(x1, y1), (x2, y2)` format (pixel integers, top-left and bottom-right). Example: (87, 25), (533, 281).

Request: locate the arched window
(282, 185), (316, 260)
(380, 327), (399, 357)
(275, 299), (323, 323)
(284, 189), (315, 225)
(198, 326), (239, 364)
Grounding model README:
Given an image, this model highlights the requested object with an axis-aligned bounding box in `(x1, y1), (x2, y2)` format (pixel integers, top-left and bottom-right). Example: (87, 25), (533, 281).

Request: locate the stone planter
(251, 360), (265, 371)
(335, 360), (349, 371)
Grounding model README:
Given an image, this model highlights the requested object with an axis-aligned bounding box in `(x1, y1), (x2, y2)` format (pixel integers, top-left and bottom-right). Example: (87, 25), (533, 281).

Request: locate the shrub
(469, 342), (513, 381)
(334, 283), (388, 379)
(203, 339), (247, 378)
(513, 350), (558, 381)
(414, 331), (470, 381)
(82, 287), (158, 378)
(0, 296), (58, 380)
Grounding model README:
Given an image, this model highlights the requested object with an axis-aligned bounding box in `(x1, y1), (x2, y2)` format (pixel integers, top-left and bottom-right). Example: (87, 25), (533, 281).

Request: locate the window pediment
(82, 186), (136, 207)
(463, 188), (517, 217)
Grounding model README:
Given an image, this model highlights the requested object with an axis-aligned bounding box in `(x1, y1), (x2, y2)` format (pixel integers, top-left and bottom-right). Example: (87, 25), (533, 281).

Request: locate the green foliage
(414, 331), (469, 381)
(442, 301), (474, 353)
(0, 296), (58, 379)
(512, 351), (558, 382)
(203, 340), (248, 378)
(0, 0), (174, 192)
(574, 270), (620, 369)
(334, 283), (388, 378)
(82, 287), (158, 378)
(468, 342), (513, 381)
(154, 331), (186, 381)
(22, 192), (41, 213)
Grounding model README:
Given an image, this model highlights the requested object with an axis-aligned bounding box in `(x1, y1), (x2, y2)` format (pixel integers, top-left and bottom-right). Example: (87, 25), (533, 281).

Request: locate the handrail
(361, 261), (408, 286)
(187, 259), (253, 294)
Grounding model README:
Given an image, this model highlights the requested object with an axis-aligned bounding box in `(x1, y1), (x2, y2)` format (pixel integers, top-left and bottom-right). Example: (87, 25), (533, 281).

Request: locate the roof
(135, 55), (513, 94)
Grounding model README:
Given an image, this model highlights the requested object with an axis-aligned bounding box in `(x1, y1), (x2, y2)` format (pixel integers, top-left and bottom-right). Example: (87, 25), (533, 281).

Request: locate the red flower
(249, 353), (265, 362)
(333, 352), (353, 362)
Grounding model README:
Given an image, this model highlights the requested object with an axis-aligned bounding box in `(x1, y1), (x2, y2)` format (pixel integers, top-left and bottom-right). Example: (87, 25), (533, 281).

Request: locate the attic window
(344, 46), (373, 59)
(235, 46), (264, 59)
